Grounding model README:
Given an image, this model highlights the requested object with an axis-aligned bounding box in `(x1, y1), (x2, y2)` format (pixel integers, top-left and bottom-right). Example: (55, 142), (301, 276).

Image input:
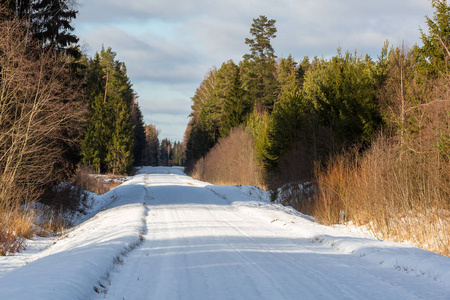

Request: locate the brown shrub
(72, 165), (111, 195)
(192, 126), (265, 188)
(311, 135), (450, 256)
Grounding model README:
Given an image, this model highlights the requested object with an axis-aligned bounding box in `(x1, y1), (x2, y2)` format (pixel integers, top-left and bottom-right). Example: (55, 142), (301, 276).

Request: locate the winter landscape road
(0, 167), (449, 299)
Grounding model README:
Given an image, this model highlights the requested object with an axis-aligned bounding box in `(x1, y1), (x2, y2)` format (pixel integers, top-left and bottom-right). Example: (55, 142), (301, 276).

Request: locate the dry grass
(35, 208), (70, 236)
(311, 136), (450, 256)
(191, 126), (266, 189)
(0, 204), (34, 255)
(309, 73), (450, 257)
(72, 165), (120, 195)
(0, 165), (124, 255)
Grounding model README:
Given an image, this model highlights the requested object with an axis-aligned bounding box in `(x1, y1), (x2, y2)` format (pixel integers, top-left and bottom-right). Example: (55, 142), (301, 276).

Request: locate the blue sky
(73, 0), (433, 142)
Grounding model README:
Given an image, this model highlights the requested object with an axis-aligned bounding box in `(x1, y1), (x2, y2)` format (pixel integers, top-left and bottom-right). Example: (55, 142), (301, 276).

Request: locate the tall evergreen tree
(81, 46), (135, 174)
(276, 55), (301, 99)
(242, 15), (278, 113)
(263, 92), (307, 169)
(2, 0), (79, 56)
(159, 139), (172, 166)
(244, 15), (277, 61)
(81, 94), (109, 173)
(220, 67), (250, 137)
(130, 95), (146, 166)
(170, 141), (184, 166)
(184, 69), (219, 167)
(416, 0), (450, 76)
(106, 95), (133, 174)
(303, 51), (381, 147)
(32, 0), (79, 54)
(144, 124), (160, 166)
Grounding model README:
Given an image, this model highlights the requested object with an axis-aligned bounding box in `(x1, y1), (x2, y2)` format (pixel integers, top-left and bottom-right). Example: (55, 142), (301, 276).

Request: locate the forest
(0, 0), (181, 255)
(184, 3), (449, 255)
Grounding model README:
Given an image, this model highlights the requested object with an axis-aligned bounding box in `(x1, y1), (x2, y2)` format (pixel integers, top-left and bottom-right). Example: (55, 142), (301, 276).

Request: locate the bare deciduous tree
(0, 9), (86, 212)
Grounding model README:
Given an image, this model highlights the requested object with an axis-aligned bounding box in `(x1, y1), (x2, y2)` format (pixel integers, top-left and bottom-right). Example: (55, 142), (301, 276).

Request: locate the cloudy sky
(73, 0), (433, 142)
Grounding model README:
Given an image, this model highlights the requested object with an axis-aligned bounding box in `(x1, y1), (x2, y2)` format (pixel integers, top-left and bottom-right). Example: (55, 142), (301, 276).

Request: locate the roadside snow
(0, 175), (146, 299)
(0, 167), (449, 300)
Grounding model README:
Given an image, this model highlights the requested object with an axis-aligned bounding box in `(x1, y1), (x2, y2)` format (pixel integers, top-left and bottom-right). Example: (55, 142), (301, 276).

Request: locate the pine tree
(242, 15), (278, 113)
(244, 15), (277, 61)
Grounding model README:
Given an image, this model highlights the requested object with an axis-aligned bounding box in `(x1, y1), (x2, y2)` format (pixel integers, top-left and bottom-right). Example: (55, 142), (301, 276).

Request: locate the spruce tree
(184, 69), (219, 166)
(264, 92), (306, 169)
(276, 55), (301, 99)
(81, 94), (109, 173)
(81, 46), (135, 174)
(416, 0), (450, 76)
(220, 67), (250, 137)
(159, 139), (172, 166)
(106, 95), (133, 174)
(4, 0), (79, 56)
(144, 124), (160, 166)
(32, 0), (79, 54)
(130, 95), (146, 166)
(303, 51), (381, 147)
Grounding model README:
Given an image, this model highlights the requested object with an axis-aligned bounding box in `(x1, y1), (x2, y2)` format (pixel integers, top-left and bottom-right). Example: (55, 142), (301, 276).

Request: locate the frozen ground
(0, 166), (449, 299)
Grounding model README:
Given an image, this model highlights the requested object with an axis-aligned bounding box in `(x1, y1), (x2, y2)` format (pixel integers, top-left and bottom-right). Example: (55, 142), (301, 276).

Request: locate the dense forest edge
(183, 2), (449, 256)
(0, 1), (182, 255)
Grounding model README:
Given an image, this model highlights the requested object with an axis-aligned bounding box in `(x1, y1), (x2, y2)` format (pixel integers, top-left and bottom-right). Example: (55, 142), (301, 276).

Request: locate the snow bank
(230, 191), (450, 290)
(0, 175), (148, 300)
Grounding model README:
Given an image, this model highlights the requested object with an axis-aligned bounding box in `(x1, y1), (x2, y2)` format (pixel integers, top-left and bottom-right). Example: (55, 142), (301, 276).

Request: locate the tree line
(0, 0), (182, 220)
(184, 4), (450, 186)
(184, 1), (450, 255)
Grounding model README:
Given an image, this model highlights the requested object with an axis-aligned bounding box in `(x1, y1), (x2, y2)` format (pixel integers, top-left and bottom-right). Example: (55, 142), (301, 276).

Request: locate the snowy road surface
(0, 167), (449, 299)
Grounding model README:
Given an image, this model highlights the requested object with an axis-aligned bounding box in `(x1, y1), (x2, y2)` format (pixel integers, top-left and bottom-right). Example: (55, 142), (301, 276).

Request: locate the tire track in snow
(92, 168), (450, 300)
(92, 189), (150, 297)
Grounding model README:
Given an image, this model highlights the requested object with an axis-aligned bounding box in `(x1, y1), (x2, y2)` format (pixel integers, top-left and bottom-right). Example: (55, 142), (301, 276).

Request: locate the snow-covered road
(1, 167), (449, 299)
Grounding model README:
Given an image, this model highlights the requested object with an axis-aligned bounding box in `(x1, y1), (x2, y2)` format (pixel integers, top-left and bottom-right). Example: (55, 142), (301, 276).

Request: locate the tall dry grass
(312, 135), (450, 256)
(0, 204), (34, 255)
(72, 165), (114, 195)
(191, 126), (265, 189)
(0, 165), (123, 255)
